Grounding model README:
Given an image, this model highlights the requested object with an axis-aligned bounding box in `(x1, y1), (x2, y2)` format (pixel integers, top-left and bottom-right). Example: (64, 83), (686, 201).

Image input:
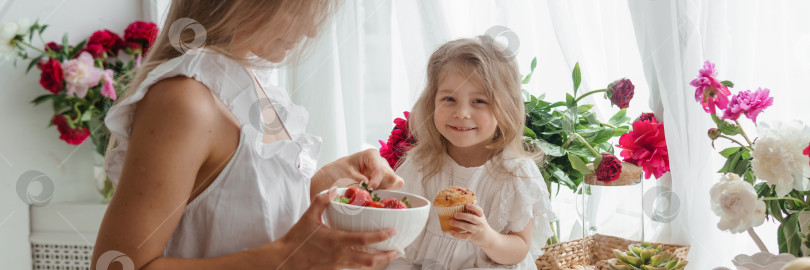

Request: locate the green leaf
(732, 157), (750, 176)
(718, 151), (742, 174)
(576, 104), (593, 114)
(779, 221), (788, 254)
(741, 148), (751, 159)
(608, 108), (630, 126)
(566, 93), (576, 108)
(589, 129), (615, 146)
(719, 147), (742, 158)
(522, 89), (532, 102)
(536, 139), (565, 157)
(69, 40), (87, 59)
(530, 57), (537, 72)
(522, 73), (533, 84)
(80, 109), (93, 122)
(711, 114), (741, 136)
(568, 153), (592, 175)
(547, 163), (575, 189)
(721, 80), (734, 88)
(784, 213), (803, 256)
(770, 200), (785, 223)
(567, 145), (598, 159)
(572, 62), (581, 95)
(31, 94), (54, 105)
(593, 154), (603, 171)
(743, 170), (756, 185)
(524, 127), (537, 139)
(26, 55), (44, 73)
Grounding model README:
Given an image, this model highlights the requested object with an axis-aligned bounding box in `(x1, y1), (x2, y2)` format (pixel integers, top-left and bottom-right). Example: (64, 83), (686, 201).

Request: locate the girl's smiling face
(433, 71), (498, 154)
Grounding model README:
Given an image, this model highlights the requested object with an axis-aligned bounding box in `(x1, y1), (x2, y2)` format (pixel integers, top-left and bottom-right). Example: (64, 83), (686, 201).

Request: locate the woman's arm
(310, 149), (404, 199)
(92, 78), (399, 269)
(450, 204), (533, 265)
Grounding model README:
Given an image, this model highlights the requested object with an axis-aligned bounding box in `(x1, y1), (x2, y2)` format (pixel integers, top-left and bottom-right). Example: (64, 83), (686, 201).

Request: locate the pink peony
(721, 88), (774, 123)
(61, 52), (103, 98)
(379, 111), (415, 169)
(691, 61), (731, 114)
(616, 119), (670, 179)
(100, 69), (116, 100)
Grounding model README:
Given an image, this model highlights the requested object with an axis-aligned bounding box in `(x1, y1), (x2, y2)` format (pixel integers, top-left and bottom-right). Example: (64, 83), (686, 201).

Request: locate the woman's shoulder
(135, 76), (224, 137)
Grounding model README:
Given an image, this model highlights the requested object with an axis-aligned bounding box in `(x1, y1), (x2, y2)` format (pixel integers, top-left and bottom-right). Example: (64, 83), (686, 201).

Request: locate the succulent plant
(608, 242), (687, 270)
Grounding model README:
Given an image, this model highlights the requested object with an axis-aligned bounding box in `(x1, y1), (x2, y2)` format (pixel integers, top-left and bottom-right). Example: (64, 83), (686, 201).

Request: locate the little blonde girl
(385, 37), (556, 269)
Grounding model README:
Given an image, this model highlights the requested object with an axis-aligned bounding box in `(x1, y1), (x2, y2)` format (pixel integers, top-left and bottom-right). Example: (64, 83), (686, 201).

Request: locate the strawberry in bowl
(322, 183), (430, 252)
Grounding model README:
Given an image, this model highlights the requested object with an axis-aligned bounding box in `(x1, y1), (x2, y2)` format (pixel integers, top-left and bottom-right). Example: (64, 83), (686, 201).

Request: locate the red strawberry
(348, 188), (373, 206)
(345, 186), (360, 199)
(365, 201), (385, 208)
(381, 198), (407, 209)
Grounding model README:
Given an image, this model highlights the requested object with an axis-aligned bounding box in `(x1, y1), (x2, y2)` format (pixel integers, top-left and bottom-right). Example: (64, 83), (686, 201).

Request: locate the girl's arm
(450, 204), (533, 265)
(92, 78), (399, 269)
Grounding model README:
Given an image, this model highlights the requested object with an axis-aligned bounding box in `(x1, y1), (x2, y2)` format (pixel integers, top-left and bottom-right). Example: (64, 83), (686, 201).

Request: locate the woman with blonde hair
(92, 1), (402, 269)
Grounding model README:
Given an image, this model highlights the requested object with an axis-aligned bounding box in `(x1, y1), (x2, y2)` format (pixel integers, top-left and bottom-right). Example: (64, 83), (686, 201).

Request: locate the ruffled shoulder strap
(104, 49), (254, 184)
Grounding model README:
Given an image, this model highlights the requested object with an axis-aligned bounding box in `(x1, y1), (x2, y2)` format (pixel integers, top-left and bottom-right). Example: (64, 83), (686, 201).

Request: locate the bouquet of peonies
(2, 18), (157, 199)
(1, 18), (157, 155)
(697, 61), (810, 256)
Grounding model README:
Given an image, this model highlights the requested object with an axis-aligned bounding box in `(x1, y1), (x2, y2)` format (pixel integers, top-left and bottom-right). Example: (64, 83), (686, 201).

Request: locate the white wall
(0, 1), (142, 268)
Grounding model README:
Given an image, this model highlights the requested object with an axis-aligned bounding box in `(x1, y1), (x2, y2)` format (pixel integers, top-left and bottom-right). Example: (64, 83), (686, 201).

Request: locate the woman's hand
(311, 149), (404, 198)
(449, 204), (497, 248)
(273, 187), (400, 269)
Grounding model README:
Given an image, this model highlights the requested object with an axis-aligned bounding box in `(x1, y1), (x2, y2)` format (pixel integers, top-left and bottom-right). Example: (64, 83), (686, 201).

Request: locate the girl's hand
(275, 187), (400, 269)
(449, 204), (497, 248)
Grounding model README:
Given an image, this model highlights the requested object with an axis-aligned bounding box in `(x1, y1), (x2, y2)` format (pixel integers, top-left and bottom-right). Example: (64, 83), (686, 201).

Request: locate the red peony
(607, 78), (634, 109)
(52, 114), (90, 145)
(379, 111), (415, 169)
(638, 112), (657, 123)
(124, 21), (158, 54)
(87, 29), (122, 53)
(44, 42), (62, 52)
(120, 41), (142, 55)
(595, 153), (622, 183)
(39, 58), (64, 94)
(616, 119), (670, 179)
(80, 44), (106, 59)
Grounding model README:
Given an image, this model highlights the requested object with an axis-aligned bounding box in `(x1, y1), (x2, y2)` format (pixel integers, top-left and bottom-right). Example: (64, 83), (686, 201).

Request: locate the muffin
(433, 186), (476, 232)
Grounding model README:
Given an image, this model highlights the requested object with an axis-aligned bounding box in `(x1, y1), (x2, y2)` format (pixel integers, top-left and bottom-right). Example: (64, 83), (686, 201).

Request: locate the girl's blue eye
(441, 97), (455, 102)
(474, 99), (488, 104)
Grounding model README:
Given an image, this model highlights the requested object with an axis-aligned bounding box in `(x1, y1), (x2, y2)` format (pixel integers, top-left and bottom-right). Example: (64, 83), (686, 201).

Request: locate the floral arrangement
(379, 111), (414, 170)
(698, 60), (810, 256)
(2, 18), (157, 156)
(376, 57), (672, 193)
(3, 18), (157, 199)
(522, 57), (667, 194)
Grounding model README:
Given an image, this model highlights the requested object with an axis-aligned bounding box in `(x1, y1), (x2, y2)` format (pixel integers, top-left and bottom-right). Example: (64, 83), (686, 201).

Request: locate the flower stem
(718, 134), (752, 152)
(601, 122), (617, 129)
(747, 228), (769, 253)
(574, 89), (607, 103)
(571, 132), (600, 157)
(763, 196), (806, 204)
(735, 120), (754, 146)
(17, 40), (49, 56)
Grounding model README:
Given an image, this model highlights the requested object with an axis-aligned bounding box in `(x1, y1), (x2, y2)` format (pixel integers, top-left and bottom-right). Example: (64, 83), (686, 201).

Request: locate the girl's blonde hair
(107, 0), (338, 154)
(404, 37), (542, 179)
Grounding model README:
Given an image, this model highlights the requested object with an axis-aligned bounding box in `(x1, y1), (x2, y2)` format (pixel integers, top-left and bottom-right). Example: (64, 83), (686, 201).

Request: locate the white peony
(14, 18), (31, 35)
(751, 120), (810, 196)
(710, 173), (767, 233)
(0, 21), (20, 56)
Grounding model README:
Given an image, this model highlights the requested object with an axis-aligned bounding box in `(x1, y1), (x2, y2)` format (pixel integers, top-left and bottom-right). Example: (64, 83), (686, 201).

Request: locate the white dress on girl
(104, 48), (321, 258)
(386, 152), (555, 270)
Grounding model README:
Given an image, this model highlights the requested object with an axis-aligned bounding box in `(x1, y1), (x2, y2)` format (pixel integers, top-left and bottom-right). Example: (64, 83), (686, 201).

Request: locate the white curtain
(629, 0), (810, 268)
(144, 0), (810, 268)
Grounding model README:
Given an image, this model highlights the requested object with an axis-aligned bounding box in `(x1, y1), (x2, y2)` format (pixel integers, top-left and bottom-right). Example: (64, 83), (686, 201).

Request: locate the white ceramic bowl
(321, 188), (431, 252)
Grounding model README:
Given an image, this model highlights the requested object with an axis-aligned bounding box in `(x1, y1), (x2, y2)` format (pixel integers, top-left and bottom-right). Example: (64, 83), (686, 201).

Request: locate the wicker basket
(535, 234), (689, 270)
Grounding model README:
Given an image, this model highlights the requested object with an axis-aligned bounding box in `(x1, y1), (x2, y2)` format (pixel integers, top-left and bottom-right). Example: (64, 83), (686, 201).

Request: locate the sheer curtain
(143, 0), (810, 268)
(629, 0), (810, 268)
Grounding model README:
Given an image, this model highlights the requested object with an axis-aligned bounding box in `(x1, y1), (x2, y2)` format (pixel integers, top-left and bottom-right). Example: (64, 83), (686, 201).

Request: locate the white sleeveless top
(386, 153), (555, 269)
(104, 49), (322, 258)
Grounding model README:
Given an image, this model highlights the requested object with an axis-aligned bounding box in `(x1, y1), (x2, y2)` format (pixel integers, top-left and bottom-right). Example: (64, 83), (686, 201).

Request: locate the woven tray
(535, 234), (689, 270)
